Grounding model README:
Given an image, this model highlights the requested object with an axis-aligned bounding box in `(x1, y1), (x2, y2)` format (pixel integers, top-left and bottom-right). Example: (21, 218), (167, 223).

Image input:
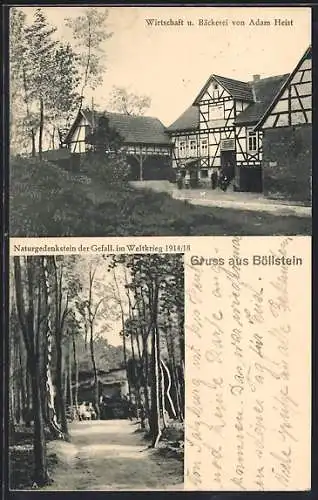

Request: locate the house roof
(193, 74), (255, 104)
(64, 109), (172, 146)
(40, 149), (72, 160)
(167, 72), (292, 132)
(166, 105), (199, 132)
(235, 74), (290, 125)
(254, 45), (312, 130)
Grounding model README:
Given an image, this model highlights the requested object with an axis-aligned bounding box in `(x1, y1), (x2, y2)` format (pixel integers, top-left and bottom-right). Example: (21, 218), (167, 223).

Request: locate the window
(201, 139), (208, 155)
(209, 104), (223, 120)
(247, 129), (258, 152)
(189, 139), (197, 155)
(212, 83), (219, 99)
(179, 141), (186, 156)
(200, 169), (209, 178)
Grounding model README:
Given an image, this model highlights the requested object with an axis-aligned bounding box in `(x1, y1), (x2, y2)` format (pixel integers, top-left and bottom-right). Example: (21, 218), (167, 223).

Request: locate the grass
(10, 157), (311, 236)
(9, 425), (58, 490)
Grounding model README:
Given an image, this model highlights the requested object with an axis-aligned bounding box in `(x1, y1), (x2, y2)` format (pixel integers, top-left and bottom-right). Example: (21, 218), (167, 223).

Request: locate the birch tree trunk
(149, 282), (162, 448)
(42, 257), (65, 439)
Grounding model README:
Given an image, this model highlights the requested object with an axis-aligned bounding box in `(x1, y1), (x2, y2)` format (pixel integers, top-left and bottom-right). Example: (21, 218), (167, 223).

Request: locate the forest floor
(40, 420), (184, 491)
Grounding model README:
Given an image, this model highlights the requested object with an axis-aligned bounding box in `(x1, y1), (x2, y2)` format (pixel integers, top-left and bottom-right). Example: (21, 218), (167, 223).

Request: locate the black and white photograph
(9, 253), (184, 491)
(9, 6), (311, 237)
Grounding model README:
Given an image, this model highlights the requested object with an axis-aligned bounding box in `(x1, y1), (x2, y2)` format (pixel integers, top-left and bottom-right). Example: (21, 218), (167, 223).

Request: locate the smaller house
(74, 367), (129, 403)
(255, 46), (312, 203)
(63, 109), (173, 181)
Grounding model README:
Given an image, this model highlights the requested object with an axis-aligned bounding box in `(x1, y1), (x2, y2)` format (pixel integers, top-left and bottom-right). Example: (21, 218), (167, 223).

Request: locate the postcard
(9, 5), (311, 237)
(7, 235), (311, 491)
(6, 3), (312, 495)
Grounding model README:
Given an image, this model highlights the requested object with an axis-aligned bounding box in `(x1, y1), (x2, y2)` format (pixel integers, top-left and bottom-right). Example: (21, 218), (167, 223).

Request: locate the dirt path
(43, 420), (184, 491)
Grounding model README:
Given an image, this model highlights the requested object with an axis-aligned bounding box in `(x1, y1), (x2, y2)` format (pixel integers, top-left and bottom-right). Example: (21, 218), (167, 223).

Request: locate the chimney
(253, 74), (261, 82)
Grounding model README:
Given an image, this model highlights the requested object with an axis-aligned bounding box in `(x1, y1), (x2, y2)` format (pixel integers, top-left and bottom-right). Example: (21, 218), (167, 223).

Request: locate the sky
(19, 6), (311, 126)
(73, 255), (129, 348)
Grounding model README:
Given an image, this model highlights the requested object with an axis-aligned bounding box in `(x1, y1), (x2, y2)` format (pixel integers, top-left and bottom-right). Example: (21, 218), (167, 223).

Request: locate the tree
(85, 114), (124, 154)
(108, 254), (185, 447)
(108, 86), (151, 116)
(65, 8), (113, 111)
(45, 42), (81, 148)
(10, 8), (81, 155)
(23, 8), (59, 158)
(83, 114), (130, 186)
(10, 8), (39, 155)
(47, 256), (80, 437)
(13, 257), (49, 486)
(75, 262), (106, 419)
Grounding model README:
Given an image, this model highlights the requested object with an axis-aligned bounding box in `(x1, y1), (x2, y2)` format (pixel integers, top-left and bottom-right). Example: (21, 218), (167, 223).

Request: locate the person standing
(176, 170), (183, 189)
(211, 168), (218, 189)
(184, 171), (190, 189)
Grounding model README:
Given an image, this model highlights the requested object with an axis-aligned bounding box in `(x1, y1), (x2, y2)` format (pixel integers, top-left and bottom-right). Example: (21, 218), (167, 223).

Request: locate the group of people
(176, 168), (230, 192)
(77, 401), (96, 421)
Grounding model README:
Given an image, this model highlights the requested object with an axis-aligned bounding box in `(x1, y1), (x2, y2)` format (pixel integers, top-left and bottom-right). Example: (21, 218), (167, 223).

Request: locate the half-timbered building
(254, 46), (312, 203)
(64, 109), (173, 180)
(167, 72), (289, 192)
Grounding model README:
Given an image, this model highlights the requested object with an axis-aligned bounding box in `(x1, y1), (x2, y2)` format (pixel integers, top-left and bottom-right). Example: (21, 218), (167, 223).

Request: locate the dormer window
(212, 82), (219, 99)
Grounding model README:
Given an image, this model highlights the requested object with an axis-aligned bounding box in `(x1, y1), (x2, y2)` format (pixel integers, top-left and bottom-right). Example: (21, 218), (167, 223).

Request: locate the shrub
(80, 152), (131, 187)
(10, 156), (95, 236)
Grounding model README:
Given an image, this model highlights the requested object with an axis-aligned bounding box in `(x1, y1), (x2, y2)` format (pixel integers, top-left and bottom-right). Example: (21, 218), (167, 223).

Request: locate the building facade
(167, 73), (289, 192)
(64, 46), (311, 201)
(64, 109), (173, 181)
(255, 46), (312, 203)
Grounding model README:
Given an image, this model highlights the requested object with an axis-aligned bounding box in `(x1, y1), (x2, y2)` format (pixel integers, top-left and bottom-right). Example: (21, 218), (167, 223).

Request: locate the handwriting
(185, 237), (307, 491)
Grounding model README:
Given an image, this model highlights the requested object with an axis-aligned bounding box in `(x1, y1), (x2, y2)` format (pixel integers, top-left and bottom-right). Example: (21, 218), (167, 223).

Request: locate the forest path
(43, 420), (184, 491)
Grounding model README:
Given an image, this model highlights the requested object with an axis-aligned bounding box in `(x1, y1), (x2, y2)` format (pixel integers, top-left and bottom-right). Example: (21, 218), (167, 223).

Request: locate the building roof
(167, 73), (292, 132)
(193, 74), (255, 104)
(235, 74), (290, 125)
(254, 45), (312, 130)
(40, 149), (72, 160)
(65, 109), (172, 146)
(166, 105), (199, 132)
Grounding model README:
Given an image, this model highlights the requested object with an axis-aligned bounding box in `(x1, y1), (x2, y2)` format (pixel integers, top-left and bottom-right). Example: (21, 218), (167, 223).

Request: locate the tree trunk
(112, 268), (132, 403)
(55, 336), (69, 436)
(130, 333), (143, 428)
(139, 149), (143, 181)
(90, 324), (100, 419)
(166, 317), (183, 420)
(122, 330), (132, 403)
(139, 288), (150, 422)
(30, 361), (50, 486)
(31, 130), (36, 157)
(42, 257), (64, 439)
(134, 332), (146, 429)
(149, 283), (162, 448)
(68, 339), (73, 410)
(38, 98), (44, 159)
(160, 361), (167, 429)
(177, 311), (185, 412)
(72, 333), (79, 416)
(18, 335), (27, 420)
